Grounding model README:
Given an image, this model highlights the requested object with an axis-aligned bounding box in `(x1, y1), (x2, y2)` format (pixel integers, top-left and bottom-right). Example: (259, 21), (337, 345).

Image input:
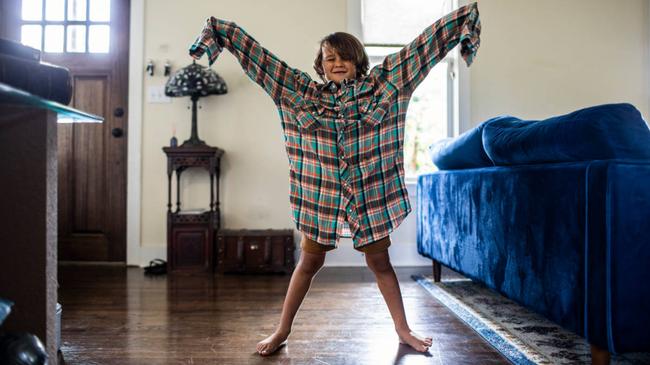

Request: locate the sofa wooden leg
(432, 260), (441, 282)
(591, 344), (611, 365)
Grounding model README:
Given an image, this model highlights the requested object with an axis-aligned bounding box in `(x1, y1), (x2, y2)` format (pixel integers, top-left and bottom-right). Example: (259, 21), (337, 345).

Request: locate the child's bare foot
(256, 330), (290, 356)
(397, 329), (433, 352)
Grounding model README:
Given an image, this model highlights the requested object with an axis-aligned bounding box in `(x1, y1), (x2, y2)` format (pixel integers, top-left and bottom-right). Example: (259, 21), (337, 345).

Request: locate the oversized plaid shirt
(189, 3), (481, 249)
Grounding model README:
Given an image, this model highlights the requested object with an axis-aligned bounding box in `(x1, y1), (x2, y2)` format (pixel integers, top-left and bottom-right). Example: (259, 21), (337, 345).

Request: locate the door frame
(126, 0), (145, 266)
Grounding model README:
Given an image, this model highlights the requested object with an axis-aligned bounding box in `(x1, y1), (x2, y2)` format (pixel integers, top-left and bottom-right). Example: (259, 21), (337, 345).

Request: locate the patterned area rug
(412, 275), (650, 365)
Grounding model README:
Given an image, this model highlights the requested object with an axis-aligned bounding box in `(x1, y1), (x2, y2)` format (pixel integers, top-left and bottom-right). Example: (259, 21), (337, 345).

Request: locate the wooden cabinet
(163, 145), (224, 272)
(216, 229), (295, 274)
(168, 212), (216, 270)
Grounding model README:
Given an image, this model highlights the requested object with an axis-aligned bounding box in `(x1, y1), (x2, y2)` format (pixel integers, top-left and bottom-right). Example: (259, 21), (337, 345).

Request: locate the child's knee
(298, 254), (325, 276)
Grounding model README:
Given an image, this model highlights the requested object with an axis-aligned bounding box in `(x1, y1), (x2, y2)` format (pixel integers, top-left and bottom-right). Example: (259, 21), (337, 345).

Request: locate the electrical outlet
(147, 85), (171, 103)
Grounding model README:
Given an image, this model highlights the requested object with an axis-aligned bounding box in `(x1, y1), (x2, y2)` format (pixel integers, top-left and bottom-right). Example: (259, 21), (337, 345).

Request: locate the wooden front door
(1, 0), (130, 262)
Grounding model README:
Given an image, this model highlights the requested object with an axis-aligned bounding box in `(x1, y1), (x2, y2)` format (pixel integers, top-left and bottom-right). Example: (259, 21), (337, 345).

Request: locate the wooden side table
(163, 145), (224, 272)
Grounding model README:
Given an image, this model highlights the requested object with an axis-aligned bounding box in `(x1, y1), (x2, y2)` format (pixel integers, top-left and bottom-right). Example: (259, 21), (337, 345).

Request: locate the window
(359, 0), (457, 180)
(20, 0), (111, 53)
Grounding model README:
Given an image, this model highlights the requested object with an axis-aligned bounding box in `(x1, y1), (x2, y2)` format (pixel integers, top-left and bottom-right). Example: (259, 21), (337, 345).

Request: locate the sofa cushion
(427, 118), (499, 170)
(482, 103), (650, 166)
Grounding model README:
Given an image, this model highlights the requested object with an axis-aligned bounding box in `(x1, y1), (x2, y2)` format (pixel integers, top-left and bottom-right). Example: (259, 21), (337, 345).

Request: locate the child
(189, 2), (481, 356)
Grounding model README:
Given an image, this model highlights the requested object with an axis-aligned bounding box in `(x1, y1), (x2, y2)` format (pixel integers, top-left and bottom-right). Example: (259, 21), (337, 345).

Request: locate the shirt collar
(323, 78), (357, 93)
(342, 78), (357, 87)
(326, 80), (339, 92)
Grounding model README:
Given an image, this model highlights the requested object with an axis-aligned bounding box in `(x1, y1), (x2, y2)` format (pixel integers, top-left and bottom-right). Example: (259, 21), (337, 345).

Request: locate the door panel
(72, 77), (106, 231)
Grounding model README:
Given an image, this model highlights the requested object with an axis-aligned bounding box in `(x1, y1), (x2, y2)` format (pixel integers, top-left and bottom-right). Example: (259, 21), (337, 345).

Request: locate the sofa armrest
(584, 160), (650, 354)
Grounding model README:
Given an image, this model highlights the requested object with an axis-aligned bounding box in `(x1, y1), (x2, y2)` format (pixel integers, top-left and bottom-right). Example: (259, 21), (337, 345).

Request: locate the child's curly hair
(313, 32), (369, 82)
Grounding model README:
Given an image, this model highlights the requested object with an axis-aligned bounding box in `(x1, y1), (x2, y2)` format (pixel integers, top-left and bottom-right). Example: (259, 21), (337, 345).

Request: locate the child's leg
(256, 235), (329, 356)
(361, 238), (433, 353)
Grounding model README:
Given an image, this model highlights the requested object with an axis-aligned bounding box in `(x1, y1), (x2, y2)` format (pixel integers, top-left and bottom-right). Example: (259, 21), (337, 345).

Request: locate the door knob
(111, 128), (124, 138)
(113, 107), (124, 117)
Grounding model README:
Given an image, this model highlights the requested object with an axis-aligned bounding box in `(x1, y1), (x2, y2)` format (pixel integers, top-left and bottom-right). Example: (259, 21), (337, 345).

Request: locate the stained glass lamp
(165, 60), (227, 147)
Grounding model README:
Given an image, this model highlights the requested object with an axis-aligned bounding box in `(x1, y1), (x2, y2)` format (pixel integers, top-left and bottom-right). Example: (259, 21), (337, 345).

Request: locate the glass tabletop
(0, 82), (103, 123)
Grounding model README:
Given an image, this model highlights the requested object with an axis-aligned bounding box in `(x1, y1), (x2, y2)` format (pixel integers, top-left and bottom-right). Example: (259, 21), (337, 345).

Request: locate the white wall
(469, 0), (649, 123)
(128, 0), (650, 268)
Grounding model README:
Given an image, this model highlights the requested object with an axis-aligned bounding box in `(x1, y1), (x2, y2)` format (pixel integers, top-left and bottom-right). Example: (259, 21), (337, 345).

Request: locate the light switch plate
(147, 85), (172, 103)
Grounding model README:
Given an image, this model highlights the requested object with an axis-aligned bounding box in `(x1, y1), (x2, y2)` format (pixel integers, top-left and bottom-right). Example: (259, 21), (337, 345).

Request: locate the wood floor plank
(58, 265), (510, 365)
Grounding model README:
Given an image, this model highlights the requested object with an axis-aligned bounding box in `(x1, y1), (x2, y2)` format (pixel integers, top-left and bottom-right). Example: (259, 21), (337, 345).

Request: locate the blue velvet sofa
(416, 104), (650, 363)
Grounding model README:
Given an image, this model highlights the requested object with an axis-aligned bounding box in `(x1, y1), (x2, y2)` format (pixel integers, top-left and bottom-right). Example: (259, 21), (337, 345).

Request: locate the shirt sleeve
(373, 2), (481, 95)
(189, 17), (313, 104)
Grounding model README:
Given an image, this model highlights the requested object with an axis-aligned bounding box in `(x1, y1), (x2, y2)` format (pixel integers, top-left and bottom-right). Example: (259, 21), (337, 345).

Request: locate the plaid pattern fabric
(189, 3), (481, 249)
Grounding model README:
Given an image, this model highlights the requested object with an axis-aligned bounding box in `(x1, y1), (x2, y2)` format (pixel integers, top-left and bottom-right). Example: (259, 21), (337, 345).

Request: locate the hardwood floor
(58, 264), (509, 365)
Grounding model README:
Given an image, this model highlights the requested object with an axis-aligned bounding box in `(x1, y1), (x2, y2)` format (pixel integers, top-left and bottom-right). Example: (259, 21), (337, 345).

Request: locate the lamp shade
(165, 60), (227, 98)
(164, 61), (227, 147)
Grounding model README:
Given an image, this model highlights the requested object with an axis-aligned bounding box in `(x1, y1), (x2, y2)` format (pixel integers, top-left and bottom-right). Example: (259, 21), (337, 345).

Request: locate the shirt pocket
(357, 91), (391, 128)
(357, 89), (377, 114)
(362, 101), (390, 128)
(295, 100), (322, 132)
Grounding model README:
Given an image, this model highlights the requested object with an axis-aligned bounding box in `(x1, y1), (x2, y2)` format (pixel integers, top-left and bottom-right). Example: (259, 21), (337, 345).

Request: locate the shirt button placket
(346, 201), (359, 228)
(336, 120), (346, 159)
(337, 144), (357, 228)
(335, 93), (357, 229)
(340, 177), (357, 222)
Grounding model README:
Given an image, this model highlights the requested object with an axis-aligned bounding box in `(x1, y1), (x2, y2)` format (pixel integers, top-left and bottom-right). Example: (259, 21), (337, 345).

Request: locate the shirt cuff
(459, 2), (481, 67)
(188, 16), (224, 67)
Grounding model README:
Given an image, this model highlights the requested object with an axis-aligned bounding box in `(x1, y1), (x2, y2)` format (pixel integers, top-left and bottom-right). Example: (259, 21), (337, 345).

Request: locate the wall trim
(347, 0), (362, 39)
(126, 0), (144, 266)
(457, 0), (471, 134)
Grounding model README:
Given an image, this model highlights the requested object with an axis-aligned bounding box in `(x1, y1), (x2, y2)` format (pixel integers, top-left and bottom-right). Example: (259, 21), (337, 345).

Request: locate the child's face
(321, 44), (357, 84)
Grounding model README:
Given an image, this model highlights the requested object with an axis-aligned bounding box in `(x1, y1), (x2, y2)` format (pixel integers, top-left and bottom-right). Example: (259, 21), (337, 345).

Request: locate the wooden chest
(215, 229), (295, 274)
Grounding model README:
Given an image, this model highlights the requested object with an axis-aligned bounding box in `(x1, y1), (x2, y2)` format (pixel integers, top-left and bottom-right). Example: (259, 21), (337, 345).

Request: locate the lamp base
(181, 95), (208, 148)
(180, 137), (207, 147)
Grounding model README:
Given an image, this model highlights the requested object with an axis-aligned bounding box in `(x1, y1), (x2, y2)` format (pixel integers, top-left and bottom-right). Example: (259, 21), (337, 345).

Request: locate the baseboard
(132, 240), (430, 267)
(135, 242), (430, 268)
(320, 239), (432, 267)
